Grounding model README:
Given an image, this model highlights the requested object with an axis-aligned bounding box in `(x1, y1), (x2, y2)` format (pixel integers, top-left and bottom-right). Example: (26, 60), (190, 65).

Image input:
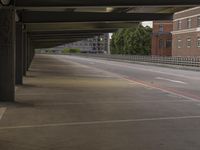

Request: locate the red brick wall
(172, 32), (200, 56)
(153, 21), (173, 33)
(172, 7), (200, 56)
(151, 21), (173, 56)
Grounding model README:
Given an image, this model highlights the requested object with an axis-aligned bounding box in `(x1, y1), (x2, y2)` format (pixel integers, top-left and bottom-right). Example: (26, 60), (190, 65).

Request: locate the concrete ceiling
(11, 0), (200, 48)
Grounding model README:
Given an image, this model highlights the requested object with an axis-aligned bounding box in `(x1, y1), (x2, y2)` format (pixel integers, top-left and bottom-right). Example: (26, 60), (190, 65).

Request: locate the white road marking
(0, 107), (7, 120)
(1, 115), (200, 130)
(155, 77), (187, 84)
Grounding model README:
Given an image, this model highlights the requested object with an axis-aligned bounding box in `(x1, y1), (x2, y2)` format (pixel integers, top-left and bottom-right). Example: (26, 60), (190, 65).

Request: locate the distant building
(151, 21), (173, 56)
(172, 6), (200, 56)
(56, 33), (109, 53)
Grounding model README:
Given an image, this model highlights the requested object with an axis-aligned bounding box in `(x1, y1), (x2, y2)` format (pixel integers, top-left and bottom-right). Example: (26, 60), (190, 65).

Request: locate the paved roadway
(0, 54), (200, 150)
(62, 55), (200, 102)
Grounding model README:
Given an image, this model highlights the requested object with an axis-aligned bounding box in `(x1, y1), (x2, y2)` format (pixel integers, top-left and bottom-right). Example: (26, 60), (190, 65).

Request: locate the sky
(142, 21), (153, 28)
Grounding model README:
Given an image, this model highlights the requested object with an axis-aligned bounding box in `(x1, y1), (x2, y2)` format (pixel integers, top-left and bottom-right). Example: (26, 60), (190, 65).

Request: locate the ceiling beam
(30, 29), (117, 36)
(30, 33), (104, 38)
(25, 22), (139, 32)
(16, 0), (200, 7)
(22, 12), (173, 23)
(33, 38), (90, 42)
(31, 35), (96, 41)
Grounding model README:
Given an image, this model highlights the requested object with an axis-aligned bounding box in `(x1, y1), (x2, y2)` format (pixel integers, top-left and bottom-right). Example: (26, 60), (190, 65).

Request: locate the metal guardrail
(75, 54), (200, 67)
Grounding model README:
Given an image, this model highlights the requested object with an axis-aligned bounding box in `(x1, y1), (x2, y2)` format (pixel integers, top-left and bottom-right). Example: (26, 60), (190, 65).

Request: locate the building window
(187, 38), (191, 48)
(159, 24), (164, 32)
(166, 40), (172, 48)
(198, 16), (200, 27)
(177, 39), (182, 48)
(187, 18), (192, 28)
(177, 20), (182, 30)
(159, 39), (164, 49)
(197, 37), (200, 48)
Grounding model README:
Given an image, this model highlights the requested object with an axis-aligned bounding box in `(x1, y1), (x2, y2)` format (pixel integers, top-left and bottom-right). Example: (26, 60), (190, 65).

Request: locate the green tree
(110, 24), (152, 55)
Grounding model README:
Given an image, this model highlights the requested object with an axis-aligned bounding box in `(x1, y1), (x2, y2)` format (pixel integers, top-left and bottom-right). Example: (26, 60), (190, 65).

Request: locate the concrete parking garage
(1, 1), (200, 149)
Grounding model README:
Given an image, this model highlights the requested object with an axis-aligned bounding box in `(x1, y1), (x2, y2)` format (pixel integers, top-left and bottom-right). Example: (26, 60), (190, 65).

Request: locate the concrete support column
(27, 35), (34, 69)
(29, 40), (35, 67)
(31, 43), (35, 63)
(27, 35), (31, 69)
(23, 32), (27, 76)
(15, 23), (23, 85)
(0, 8), (16, 101)
(107, 36), (111, 54)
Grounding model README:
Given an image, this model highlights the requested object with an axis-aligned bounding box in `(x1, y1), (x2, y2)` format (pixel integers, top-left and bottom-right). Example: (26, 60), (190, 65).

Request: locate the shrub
(63, 48), (70, 54)
(69, 48), (80, 53)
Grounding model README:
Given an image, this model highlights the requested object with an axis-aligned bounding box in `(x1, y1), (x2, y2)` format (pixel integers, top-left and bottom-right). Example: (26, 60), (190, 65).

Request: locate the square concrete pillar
(0, 8), (16, 101)
(27, 35), (31, 69)
(28, 38), (34, 68)
(23, 32), (27, 76)
(15, 22), (23, 85)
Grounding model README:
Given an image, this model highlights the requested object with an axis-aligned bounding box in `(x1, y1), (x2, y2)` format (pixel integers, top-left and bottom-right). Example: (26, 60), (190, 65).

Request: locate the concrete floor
(1, 54), (200, 150)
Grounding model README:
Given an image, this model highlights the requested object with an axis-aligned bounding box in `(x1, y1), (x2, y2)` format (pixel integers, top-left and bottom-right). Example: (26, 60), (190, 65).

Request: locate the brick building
(172, 7), (200, 56)
(151, 21), (173, 56)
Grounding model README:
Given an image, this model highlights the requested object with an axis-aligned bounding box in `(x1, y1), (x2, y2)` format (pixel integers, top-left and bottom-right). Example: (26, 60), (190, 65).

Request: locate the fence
(74, 54), (200, 67)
